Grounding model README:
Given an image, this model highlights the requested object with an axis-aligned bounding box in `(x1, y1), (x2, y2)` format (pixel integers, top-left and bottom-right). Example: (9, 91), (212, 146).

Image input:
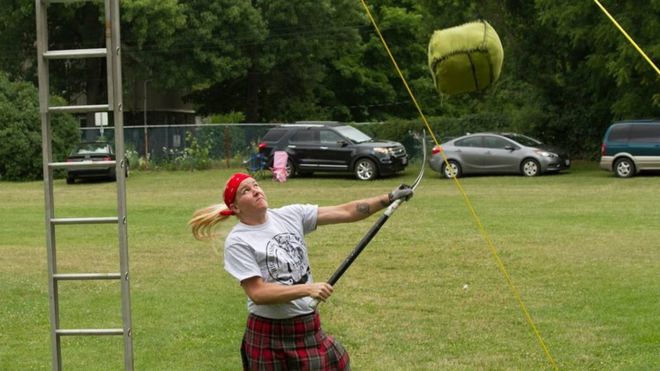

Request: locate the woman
(190, 173), (412, 370)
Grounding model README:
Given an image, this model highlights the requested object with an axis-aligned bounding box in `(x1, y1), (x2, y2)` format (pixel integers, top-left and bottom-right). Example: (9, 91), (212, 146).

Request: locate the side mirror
(504, 145), (516, 151)
(338, 140), (349, 147)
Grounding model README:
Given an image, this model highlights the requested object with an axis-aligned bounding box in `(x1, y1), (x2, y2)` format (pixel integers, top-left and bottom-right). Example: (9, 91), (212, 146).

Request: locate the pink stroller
(272, 151), (288, 182)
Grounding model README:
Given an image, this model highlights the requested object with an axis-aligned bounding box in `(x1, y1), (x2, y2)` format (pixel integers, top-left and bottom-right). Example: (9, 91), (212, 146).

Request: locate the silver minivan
(600, 120), (660, 177)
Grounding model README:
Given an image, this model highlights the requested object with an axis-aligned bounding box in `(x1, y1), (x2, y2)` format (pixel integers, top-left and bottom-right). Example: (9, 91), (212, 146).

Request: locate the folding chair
(272, 151), (288, 182)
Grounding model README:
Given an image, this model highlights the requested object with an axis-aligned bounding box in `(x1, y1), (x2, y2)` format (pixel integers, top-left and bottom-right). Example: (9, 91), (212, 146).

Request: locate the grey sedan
(429, 132), (571, 178)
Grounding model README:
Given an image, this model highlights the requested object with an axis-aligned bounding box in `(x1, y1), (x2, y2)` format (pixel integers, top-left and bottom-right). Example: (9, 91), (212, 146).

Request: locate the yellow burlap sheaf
(428, 20), (504, 95)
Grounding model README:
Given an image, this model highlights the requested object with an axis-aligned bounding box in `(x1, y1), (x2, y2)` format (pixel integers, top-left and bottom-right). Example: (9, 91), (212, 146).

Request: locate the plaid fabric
(241, 312), (351, 371)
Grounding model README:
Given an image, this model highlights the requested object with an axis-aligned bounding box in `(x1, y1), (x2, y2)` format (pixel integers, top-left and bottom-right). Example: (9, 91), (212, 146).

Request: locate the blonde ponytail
(189, 203), (233, 241)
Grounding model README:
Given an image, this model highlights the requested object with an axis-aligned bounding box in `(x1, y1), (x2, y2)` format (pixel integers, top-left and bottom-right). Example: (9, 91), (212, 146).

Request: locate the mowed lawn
(1, 162), (658, 370)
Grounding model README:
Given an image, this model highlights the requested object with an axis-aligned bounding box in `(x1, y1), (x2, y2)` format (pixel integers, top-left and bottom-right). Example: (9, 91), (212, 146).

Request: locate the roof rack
(289, 121), (342, 126)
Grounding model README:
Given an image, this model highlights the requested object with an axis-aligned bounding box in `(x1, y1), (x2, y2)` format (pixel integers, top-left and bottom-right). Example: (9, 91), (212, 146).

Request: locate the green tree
(536, 0), (659, 118)
(345, 1), (433, 120)
(123, 0), (265, 92)
(0, 1), (37, 82)
(0, 73), (78, 181)
(0, 1), (187, 125)
(2, 0), (658, 160)
(188, 0), (368, 122)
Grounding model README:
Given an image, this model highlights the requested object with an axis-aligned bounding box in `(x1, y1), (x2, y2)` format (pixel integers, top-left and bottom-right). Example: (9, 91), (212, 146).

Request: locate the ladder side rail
(35, 1), (62, 369)
(105, 0), (114, 108)
(108, 0), (134, 369)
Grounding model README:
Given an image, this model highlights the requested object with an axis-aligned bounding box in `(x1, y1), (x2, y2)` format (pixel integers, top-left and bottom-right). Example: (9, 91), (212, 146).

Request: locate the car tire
(354, 158), (377, 180)
(441, 160), (462, 179)
(66, 176), (75, 184)
(614, 157), (635, 178)
(521, 159), (540, 177)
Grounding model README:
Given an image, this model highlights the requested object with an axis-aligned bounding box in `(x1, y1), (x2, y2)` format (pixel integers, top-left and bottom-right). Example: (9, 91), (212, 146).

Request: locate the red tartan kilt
(241, 312), (351, 371)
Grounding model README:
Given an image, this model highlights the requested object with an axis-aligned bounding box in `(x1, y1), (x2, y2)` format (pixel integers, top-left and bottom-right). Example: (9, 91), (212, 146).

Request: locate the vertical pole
(35, 1), (62, 369)
(143, 79), (149, 160)
(224, 126), (231, 168)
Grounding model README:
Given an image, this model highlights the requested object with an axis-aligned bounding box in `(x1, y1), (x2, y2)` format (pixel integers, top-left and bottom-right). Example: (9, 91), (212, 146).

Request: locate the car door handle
(320, 146), (328, 150)
(288, 145), (296, 148)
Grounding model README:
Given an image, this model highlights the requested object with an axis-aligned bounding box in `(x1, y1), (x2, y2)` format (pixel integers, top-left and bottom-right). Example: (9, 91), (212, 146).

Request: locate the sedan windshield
(334, 126), (372, 143)
(501, 133), (542, 147)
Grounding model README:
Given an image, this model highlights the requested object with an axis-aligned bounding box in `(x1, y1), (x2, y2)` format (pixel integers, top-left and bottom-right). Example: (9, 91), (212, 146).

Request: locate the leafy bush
(0, 74), (79, 181)
(154, 132), (212, 171)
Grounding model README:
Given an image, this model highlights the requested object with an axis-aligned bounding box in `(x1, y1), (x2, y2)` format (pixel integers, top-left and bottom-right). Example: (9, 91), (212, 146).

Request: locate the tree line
(1, 0), (658, 166)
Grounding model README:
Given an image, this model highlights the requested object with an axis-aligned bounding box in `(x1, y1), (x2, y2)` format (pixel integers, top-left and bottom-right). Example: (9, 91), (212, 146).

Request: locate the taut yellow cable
(594, 0), (659, 75)
(359, 0), (559, 369)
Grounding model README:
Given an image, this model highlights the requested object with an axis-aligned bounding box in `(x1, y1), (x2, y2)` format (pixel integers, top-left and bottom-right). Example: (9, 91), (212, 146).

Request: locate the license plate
(402, 157), (408, 165)
(565, 159), (571, 166)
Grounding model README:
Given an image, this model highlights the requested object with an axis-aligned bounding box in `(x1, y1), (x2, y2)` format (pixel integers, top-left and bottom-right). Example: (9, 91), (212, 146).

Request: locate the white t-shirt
(224, 204), (318, 319)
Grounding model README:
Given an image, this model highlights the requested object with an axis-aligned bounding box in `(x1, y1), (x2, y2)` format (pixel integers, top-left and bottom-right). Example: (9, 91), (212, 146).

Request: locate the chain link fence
(80, 123), (427, 170)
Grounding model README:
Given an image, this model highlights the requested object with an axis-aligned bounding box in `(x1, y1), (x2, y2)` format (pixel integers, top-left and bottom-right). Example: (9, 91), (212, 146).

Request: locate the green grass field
(1, 162), (658, 370)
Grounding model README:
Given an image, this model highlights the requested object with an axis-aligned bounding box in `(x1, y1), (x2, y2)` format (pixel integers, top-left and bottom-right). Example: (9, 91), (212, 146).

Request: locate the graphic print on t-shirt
(266, 233), (310, 285)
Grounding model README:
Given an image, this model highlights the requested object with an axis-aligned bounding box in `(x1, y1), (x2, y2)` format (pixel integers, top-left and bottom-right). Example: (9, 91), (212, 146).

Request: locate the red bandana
(220, 173), (251, 216)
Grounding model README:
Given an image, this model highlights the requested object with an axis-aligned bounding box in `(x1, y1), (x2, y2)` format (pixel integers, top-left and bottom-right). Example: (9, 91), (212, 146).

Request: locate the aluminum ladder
(35, 0), (133, 369)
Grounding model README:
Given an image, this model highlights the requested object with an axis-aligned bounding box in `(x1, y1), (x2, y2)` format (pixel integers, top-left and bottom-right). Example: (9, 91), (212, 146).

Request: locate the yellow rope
(593, 0), (660, 75)
(358, 1), (559, 369)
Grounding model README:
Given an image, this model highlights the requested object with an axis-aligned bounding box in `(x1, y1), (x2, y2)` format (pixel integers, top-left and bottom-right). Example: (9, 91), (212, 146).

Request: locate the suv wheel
(354, 158), (377, 180)
(614, 158), (635, 178)
(521, 159), (540, 177)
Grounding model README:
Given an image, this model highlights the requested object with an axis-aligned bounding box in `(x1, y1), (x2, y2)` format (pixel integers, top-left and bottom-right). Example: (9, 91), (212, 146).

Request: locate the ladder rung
(49, 104), (110, 113)
(51, 217), (119, 225)
(44, 0), (100, 4)
(56, 329), (124, 336)
(54, 273), (122, 281)
(49, 160), (116, 169)
(43, 48), (107, 59)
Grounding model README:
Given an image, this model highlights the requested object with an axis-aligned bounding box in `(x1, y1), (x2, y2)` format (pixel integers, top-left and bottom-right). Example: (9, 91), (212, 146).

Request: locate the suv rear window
(262, 128), (288, 142)
(290, 129), (318, 143)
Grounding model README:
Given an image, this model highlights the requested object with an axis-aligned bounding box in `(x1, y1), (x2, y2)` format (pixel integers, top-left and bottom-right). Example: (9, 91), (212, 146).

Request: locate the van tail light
(601, 143), (606, 156)
(103, 156), (112, 161)
(431, 145), (442, 155)
(258, 142), (267, 152)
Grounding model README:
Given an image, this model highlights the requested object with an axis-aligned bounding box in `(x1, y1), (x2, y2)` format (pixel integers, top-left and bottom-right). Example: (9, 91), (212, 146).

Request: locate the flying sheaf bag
(428, 20), (504, 96)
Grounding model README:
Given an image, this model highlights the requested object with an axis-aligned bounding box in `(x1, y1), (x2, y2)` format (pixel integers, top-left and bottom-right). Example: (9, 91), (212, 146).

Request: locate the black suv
(260, 122), (408, 180)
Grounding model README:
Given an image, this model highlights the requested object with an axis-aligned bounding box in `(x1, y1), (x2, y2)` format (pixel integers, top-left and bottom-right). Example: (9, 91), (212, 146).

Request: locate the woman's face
(232, 178), (268, 215)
